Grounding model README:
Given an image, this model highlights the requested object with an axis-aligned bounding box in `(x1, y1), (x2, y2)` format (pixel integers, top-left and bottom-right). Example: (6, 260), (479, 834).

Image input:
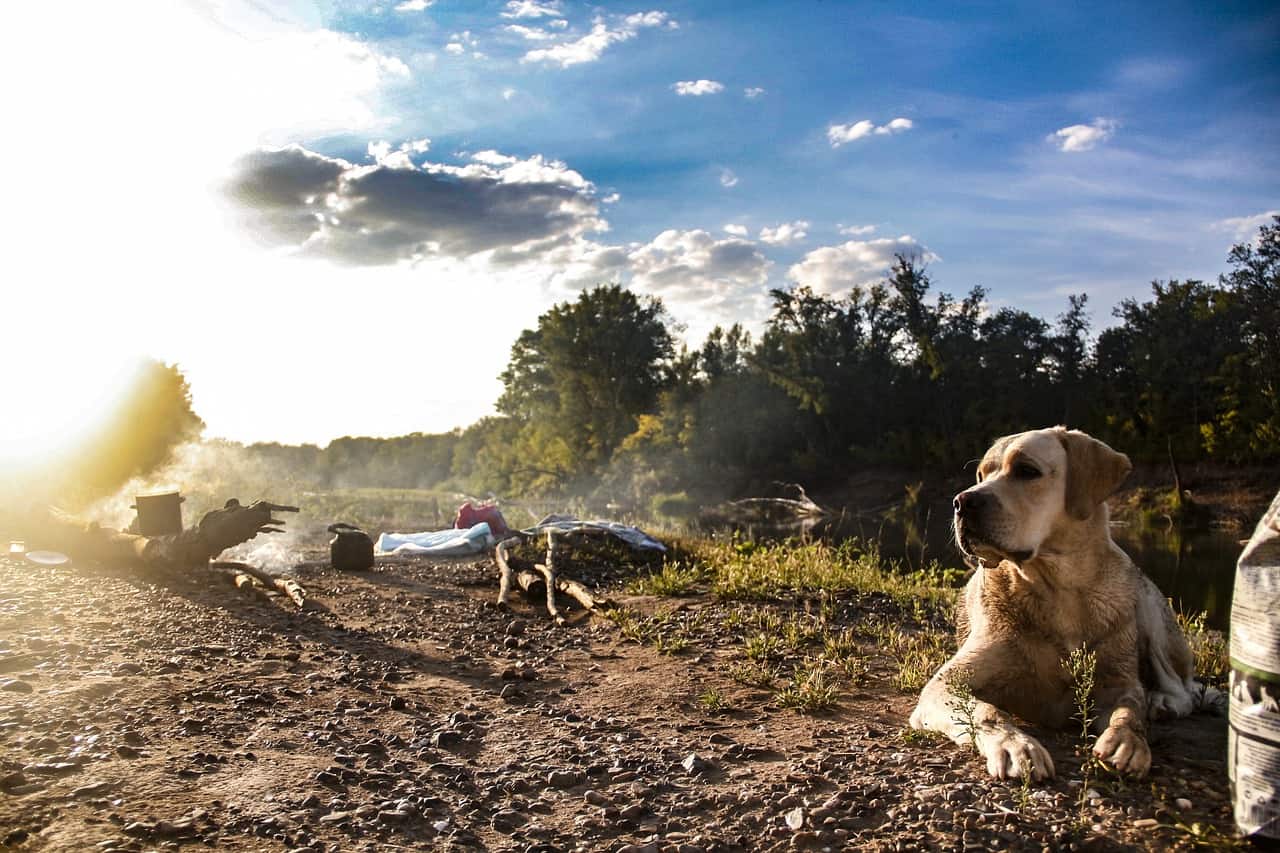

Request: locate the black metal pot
(327, 523), (373, 572)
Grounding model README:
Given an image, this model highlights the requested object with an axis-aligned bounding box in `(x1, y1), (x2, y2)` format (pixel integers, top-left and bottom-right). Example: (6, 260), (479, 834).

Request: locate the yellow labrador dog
(909, 427), (1219, 780)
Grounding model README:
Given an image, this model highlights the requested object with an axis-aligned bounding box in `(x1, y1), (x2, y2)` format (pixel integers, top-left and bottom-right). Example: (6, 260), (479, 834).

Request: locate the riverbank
(0, 535), (1237, 851)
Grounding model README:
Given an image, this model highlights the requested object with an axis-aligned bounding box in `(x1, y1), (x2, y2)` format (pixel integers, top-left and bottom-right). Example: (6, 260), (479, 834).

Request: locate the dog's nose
(954, 490), (987, 516)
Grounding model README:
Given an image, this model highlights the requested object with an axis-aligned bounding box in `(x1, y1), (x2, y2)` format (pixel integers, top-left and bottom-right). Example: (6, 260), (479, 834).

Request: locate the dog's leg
(910, 647), (1055, 781)
(1135, 576), (1218, 718)
(1092, 683), (1152, 777)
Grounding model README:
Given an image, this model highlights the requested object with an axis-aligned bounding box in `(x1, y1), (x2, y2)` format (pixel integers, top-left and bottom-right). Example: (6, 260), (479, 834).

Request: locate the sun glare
(0, 360), (146, 473)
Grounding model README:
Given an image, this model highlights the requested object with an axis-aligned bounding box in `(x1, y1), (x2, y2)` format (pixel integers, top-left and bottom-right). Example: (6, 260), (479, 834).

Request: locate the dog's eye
(1012, 462), (1042, 480)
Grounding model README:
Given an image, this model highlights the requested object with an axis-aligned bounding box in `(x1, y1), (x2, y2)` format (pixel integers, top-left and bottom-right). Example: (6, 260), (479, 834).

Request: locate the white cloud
(622, 229), (771, 309)
(788, 235), (936, 295)
(1211, 210), (1279, 242)
(719, 168), (739, 188)
(672, 79), (724, 96)
(368, 138), (431, 170)
(522, 11), (674, 68)
(827, 117), (913, 147)
(445, 42), (464, 55)
(394, 0), (433, 10)
(502, 87), (518, 100)
(723, 224), (749, 237)
(838, 223), (876, 236)
(744, 87), (765, 99)
(506, 24), (555, 40)
(759, 220), (810, 246)
(502, 0), (564, 18)
(1048, 117), (1118, 152)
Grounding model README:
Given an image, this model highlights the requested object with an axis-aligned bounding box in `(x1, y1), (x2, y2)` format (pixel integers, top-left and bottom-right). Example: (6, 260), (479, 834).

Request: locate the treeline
(243, 216), (1278, 505)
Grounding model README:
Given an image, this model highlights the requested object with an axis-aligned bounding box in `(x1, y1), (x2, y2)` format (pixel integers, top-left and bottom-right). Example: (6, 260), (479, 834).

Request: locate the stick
(541, 529), (561, 622)
(495, 537), (520, 605)
(212, 561), (306, 607)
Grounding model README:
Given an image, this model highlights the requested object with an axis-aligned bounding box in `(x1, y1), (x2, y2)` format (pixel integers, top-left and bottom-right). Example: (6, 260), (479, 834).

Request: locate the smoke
(83, 439), (322, 571)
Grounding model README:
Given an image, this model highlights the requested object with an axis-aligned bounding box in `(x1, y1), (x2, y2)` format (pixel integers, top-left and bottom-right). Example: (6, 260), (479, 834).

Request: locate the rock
(547, 770), (580, 788)
(1175, 798), (1193, 811)
(1, 679), (33, 693)
(784, 807), (806, 830)
(113, 662), (144, 676)
(491, 810), (528, 833)
(506, 620), (527, 637)
(500, 684), (523, 701)
(0, 771), (28, 790)
(1133, 818), (1159, 828)
(584, 790), (610, 807)
(70, 781), (115, 798)
(432, 730), (464, 750)
(681, 753), (711, 775)
(318, 810), (353, 825)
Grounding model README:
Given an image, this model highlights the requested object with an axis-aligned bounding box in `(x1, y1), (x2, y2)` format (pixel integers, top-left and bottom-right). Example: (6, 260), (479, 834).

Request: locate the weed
(901, 727), (946, 747)
(654, 633), (690, 655)
(698, 688), (729, 713)
(776, 658), (839, 713)
(944, 666), (979, 750)
(627, 561), (703, 596)
(743, 632), (783, 662)
(1065, 645), (1102, 825)
(888, 628), (953, 692)
(729, 661), (778, 688)
(1175, 609), (1229, 686)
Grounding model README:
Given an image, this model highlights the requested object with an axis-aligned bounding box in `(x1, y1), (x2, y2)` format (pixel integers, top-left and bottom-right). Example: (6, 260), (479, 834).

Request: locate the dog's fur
(908, 426), (1219, 780)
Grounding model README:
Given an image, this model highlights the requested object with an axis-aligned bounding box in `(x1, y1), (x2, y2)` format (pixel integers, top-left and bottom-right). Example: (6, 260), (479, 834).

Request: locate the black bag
(328, 523), (374, 572)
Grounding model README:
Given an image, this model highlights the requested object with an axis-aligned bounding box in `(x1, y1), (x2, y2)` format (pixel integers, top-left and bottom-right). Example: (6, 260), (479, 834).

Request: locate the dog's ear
(1058, 429), (1132, 520)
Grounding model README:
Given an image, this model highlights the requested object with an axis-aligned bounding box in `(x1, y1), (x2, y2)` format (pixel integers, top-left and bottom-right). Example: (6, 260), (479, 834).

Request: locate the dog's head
(953, 426), (1131, 566)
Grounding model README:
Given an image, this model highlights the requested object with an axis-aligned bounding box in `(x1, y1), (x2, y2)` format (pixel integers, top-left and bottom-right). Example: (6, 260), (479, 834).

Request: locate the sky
(1, 0), (1277, 457)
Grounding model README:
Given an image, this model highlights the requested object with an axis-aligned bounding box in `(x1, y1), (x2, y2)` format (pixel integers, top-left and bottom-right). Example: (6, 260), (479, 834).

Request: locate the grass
(1175, 609), (1229, 685)
(607, 533), (965, 716)
(626, 561), (703, 596)
(693, 538), (962, 610)
(775, 658), (840, 712)
(698, 688), (729, 712)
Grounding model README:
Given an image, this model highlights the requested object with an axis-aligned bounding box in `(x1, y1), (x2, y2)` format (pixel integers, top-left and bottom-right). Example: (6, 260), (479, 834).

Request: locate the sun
(0, 358), (147, 475)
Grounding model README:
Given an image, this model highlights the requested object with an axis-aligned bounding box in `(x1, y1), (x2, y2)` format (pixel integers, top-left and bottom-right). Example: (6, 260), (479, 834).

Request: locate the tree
(73, 359), (205, 498)
(496, 284), (676, 489)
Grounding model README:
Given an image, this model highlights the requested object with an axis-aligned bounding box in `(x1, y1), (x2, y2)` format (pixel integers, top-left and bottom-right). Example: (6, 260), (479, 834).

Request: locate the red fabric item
(453, 502), (510, 537)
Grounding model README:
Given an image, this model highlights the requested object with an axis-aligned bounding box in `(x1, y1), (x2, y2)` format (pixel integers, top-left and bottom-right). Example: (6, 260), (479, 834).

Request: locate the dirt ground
(0, 549), (1239, 852)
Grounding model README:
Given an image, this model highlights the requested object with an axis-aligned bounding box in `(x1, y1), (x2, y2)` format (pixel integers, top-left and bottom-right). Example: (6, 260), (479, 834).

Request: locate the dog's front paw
(1093, 725), (1151, 776)
(978, 727), (1054, 781)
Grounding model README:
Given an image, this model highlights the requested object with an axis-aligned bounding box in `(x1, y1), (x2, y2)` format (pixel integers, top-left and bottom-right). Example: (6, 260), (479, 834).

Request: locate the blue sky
(1, 0), (1276, 451)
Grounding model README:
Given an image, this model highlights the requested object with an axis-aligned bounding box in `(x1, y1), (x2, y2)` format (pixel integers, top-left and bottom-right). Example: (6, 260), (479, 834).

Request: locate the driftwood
(727, 483), (828, 518)
(211, 560), (306, 607)
(495, 530), (605, 624)
(13, 501), (306, 607)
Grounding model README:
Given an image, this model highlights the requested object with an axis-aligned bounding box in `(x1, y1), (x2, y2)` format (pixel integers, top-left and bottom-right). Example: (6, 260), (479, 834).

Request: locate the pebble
(547, 770), (579, 788)
(681, 753), (711, 774)
(1175, 797), (1193, 811)
(784, 807), (806, 830)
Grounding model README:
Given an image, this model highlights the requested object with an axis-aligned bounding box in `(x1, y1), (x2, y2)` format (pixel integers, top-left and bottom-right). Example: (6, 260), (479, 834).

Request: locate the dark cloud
(225, 144), (605, 266)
